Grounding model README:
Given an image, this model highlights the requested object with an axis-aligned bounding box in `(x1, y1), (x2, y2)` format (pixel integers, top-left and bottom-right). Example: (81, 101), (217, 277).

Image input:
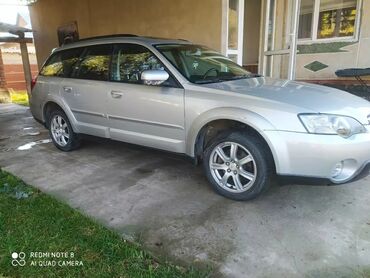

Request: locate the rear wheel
(203, 131), (273, 201)
(48, 109), (80, 151)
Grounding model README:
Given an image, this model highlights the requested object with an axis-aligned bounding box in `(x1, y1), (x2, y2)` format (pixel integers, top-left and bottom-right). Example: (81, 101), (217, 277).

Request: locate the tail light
(31, 75), (38, 91)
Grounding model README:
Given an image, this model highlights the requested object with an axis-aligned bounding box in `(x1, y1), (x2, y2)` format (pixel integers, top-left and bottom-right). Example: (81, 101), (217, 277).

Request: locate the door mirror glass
(141, 70), (169, 86)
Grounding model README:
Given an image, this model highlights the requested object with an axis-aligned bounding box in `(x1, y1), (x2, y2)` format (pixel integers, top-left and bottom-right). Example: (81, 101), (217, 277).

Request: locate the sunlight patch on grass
(10, 90), (29, 106)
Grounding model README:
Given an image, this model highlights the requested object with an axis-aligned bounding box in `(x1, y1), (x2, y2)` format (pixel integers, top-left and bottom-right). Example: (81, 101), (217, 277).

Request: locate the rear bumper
(265, 127), (370, 183)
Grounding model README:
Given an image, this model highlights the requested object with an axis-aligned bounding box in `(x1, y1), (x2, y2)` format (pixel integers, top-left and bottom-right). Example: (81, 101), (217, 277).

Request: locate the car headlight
(298, 113), (366, 138)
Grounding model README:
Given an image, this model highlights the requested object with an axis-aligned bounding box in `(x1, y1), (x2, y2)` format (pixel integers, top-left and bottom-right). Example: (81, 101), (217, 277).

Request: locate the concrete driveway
(1, 103), (370, 278)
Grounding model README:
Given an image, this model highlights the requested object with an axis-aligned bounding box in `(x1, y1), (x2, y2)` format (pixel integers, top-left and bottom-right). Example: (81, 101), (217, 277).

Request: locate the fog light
(331, 161), (344, 178)
(330, 159), (358, 183)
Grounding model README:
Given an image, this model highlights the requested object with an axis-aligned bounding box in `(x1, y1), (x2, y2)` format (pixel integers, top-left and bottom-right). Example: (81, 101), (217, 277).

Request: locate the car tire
(203, 130), (274, 201)
(48, 109), (80, 151)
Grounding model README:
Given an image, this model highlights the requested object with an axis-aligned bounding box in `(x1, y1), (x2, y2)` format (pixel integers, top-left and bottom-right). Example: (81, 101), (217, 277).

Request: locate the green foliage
(10, 90), (29, 106)
(82, 56), (110, 73)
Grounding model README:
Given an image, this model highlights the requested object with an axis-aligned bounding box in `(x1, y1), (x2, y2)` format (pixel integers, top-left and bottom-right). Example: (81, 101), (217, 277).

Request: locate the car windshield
(155, 44), (256, 84)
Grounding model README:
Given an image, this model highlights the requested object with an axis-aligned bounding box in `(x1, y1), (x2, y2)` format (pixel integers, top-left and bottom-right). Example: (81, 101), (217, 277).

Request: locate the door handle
(63, 86), (72, 93)
(111, 91), (124, 99)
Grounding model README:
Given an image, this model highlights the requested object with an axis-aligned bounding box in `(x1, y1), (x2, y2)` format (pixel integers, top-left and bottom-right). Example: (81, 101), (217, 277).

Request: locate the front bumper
(265, 126), (370, 183)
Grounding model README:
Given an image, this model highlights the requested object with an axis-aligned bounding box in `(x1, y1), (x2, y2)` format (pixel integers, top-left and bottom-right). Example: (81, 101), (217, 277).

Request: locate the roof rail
(77, 34), (138, 42)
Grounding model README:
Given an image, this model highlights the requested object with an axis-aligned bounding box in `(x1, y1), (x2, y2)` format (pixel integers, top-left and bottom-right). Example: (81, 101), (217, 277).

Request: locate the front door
(107, 44), (185, 153)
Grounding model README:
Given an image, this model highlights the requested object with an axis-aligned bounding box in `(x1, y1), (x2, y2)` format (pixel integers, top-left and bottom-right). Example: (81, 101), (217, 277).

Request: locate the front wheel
(203, 131), (274, 201)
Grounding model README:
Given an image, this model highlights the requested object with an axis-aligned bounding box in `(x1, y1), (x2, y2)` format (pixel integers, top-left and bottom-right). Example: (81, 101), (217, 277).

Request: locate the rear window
(71, 44), (112, 81)
(40, 48), (83, 77)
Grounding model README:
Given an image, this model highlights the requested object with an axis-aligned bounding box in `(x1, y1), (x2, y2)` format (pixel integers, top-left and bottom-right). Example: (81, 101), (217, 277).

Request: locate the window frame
(298, 0), (362, 44)
(109, 43), (183, 89)
(40, 43), (183, 88)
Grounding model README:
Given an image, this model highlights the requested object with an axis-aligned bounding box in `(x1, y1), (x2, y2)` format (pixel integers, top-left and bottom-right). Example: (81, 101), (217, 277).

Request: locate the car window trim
(40, 43), (184, 88)
(109, 43), (183, 89)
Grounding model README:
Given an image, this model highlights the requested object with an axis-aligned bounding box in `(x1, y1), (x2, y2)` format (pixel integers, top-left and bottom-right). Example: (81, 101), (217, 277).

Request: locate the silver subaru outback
(30, 35), (370, 201)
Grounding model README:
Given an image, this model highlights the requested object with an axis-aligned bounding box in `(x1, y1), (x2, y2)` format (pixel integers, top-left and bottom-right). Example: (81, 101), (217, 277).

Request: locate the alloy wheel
(50, 115), (70, 147)
(209, 142), (257, 193)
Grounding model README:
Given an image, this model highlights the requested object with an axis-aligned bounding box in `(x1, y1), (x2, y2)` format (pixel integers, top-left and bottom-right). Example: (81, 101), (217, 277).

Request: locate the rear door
(107, 43), (185, 153)
(62, 44), (113, 137)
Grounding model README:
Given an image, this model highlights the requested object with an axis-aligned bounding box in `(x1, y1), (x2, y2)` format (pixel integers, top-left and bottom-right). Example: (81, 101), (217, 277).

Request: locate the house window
(299, 0), (314, 39)
(226, 0), (244, 65)
(298, 0), (359, 41)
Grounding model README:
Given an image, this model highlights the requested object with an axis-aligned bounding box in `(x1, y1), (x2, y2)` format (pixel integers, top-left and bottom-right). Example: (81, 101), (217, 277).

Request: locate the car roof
(53, 35), (192, 53)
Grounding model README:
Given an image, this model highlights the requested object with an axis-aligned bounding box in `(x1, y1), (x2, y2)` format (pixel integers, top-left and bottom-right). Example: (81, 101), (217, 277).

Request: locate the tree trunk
(0, 49), (10, 103)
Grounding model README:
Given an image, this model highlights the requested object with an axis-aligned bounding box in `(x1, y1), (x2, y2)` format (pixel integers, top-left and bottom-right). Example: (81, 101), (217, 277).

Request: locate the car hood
(202, 77), (370, 125)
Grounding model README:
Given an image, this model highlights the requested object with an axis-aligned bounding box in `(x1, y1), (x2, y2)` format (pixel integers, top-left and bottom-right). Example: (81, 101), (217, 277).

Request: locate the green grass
(10, 90), (29, 106)
(0, 170), (208, 278)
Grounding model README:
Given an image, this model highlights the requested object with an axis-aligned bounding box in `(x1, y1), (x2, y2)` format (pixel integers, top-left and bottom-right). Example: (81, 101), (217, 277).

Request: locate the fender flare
(186, 107), (278, 161)
(42, 95), (80, 133)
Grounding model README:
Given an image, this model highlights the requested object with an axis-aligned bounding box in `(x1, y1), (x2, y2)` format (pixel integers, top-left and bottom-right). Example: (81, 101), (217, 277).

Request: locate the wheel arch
(42, 98), (78, 132)
(187, 108), (278, 170)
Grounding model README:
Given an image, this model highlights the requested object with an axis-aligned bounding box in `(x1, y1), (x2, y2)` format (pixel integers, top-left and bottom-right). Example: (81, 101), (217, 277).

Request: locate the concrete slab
(0, 103), (369, 277)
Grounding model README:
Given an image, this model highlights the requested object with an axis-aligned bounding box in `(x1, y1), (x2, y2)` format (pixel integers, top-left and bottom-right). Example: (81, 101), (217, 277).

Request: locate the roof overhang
(0, 22), (33, 43)
(0, 22), (32, 35)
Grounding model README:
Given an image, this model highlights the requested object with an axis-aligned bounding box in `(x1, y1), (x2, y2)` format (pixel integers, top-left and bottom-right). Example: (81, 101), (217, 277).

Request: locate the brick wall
(0, 49), (10, 102)
(0, 49), (7, 89)
(3, 64), (39, 91)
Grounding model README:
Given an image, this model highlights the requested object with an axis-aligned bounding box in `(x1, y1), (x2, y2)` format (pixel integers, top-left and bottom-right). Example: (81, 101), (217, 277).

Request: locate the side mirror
(141, 70), (169, 86)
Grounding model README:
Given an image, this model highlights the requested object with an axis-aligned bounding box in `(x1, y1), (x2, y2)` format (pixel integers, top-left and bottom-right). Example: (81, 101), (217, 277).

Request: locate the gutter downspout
(288, 0), (301, 80)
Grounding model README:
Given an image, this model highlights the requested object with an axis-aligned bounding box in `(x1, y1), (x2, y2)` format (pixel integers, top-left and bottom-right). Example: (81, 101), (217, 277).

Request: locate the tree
(0, 49), (10, 103)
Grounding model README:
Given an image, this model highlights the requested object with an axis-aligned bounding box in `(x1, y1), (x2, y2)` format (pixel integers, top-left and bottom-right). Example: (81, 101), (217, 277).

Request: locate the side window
(40, 52), (63, 77)
(73, 44), (112, 81)
(59, 48), (84, 77)
(40, 48), (84, 77)
(111, 44), (176, 86)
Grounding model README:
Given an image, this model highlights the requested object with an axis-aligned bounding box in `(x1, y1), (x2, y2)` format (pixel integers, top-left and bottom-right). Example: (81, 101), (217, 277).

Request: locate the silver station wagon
(30, 35), (370, 201)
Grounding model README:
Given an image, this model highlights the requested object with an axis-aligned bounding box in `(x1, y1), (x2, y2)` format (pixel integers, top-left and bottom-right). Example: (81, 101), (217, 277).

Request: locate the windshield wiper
(194, 74), (262, 84)
(193, 78), (224, 84)
(219, 74), (261, 81)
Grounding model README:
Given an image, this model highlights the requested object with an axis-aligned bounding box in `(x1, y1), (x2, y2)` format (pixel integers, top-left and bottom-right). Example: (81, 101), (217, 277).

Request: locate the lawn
(0, 170), (208, 277)
(10, 90), (29, 106)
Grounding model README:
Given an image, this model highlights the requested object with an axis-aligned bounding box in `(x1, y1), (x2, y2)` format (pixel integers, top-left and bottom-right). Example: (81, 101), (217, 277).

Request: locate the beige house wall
(29, 0), (224, 68)
(29, 0), (369, 81)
